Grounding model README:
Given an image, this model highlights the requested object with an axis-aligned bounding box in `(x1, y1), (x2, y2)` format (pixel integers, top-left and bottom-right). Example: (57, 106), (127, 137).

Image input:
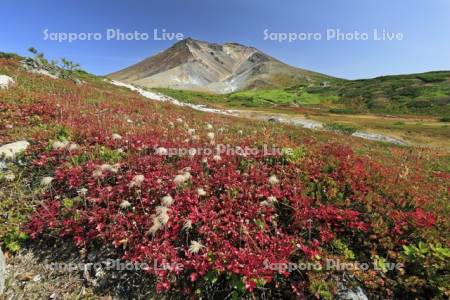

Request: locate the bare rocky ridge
(108, 38), (331, 93)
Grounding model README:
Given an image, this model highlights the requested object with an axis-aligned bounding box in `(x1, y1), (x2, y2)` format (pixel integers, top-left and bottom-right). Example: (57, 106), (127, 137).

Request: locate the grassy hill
(155, 71), (450, 117)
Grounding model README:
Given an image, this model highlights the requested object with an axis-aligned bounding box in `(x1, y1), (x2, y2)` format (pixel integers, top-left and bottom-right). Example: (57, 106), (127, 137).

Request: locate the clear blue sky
(1, 0), (449, 79)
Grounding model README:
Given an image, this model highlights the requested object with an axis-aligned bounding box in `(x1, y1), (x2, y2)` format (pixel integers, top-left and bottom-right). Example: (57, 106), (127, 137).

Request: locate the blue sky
(1, 0), (449, 79)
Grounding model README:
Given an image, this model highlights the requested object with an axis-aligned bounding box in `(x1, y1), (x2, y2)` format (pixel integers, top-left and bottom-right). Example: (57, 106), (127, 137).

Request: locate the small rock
(268, 117), (281, 123)
(0, 141), (30, 160)
(51, 140), (69, 150)
(16, 272), (35, 281)
(32, 274), (42, 282)
(0, 75), (15, 89)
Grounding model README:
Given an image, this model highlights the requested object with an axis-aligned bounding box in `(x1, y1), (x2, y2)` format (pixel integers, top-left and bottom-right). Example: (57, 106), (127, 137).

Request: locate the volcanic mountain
(108, 38), (332, 93)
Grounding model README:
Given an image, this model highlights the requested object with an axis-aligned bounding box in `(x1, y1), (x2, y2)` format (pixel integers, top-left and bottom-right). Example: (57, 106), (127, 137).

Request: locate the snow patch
(110, 80), (236, 116)
(29, 68), (58, 79)
(352, 132), (407, 146)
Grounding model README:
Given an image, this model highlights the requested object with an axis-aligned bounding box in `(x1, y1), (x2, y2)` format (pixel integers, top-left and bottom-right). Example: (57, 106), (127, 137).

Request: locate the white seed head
(119, 200), (132, 209)
(52, 140), (69, 150)
(5, 173), (16, 182)
(183, 220), (192, 231)
(92, 169), (103, 178)
(110, 164), (120, 173)
(130, 174), (145, 187)
(158, 211), (170, 225)
(161, 194), (174, 207)
(148, 217), (163, 235)
(174, 174), (186, 185)
(67, 143), (79, 151)
(155, 205), (170, 215)
(267, 196), (278, 203)
(174, 172), (191, 185)
(269, 175), (279, 185)
(78, 188), (88, 196)
(187, 128), (196, 135)
(112, 133), (122, 140)
(99, 164), (112, 172)
(189, 241), (205, 254)
(197, 188), (207, 197)
(40, 176), (54, 186)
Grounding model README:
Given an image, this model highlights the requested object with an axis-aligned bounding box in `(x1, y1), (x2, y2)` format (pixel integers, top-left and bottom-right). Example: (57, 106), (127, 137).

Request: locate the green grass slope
(155, 71), (450, 117)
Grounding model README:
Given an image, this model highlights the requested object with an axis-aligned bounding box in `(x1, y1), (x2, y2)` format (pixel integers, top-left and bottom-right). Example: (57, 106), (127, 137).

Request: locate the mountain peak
(109, 38), (330, 93)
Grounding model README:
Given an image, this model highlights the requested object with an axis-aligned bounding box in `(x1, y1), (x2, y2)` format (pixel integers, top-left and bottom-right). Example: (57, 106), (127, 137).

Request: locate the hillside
(1, 53), (450, 299)
(153, 70), (450, 117)
(108, 38), (333, 93)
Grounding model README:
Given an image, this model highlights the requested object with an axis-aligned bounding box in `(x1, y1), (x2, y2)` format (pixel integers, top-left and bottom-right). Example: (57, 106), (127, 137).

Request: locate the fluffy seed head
(197, 188), (207, 196)
(78, 188), (88, 196)
(5, 173), (16, 182)
(187, 128), (195, 135)
(119, 200), (132, 209)
(40, 176), (54, 186)
(130, 174), (145, 187)
(189, 241), (205, 254)
(92, 169), (103, 178)
(161, 194), (174, 207)
(269, 175), (279, 185)
(183, 220), (192, 231)
(52, 140), (69, 150)
(67, 143), (79, 151)
(112, 133), (122, 140)
(174, 172), (191, 185)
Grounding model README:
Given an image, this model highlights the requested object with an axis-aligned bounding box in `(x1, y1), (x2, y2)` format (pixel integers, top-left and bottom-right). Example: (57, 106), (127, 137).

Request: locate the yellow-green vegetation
(155, 70), (450, 116)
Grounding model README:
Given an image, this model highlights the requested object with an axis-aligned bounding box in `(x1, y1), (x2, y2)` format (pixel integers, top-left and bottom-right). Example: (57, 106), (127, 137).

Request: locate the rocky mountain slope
(108, 38), (333, 93)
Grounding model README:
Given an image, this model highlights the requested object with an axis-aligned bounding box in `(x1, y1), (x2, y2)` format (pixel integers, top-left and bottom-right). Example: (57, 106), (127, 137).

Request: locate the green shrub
(400, 242), (450, 297)
(329, 108), (357, 114)
(417, 73), (449, 83)
(0, 51), (21, 60)
(324, 122), (358, 135)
